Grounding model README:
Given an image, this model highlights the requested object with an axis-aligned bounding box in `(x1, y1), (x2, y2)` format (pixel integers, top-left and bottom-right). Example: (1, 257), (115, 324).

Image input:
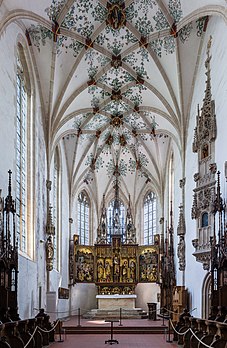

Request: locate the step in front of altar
(83, 308), (148, 319)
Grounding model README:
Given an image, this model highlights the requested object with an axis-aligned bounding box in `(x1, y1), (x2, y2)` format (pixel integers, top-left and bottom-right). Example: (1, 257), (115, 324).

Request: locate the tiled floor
(61, 315), (168, 327)
(53, 333), (177, 348)
(52, 316), (177, 348)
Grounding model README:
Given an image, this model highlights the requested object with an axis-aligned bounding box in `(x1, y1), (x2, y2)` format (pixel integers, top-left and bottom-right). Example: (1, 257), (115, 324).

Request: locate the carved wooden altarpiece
(73, 234), (159, 295)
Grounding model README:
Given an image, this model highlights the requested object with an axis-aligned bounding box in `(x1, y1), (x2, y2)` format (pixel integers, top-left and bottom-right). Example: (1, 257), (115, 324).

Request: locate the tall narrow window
(144, 191), (156, 245)
(107, 200), (125, 242)
(77, 191), (89, 245)
(16, 44), (33, 257)
(16, 55), (27, 252)
(169, 153), (174, 215)
(53, 148), (61, 270)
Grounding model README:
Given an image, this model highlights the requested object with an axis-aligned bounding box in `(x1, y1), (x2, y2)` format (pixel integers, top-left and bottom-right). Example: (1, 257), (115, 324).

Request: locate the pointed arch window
(77, 191), (90, 245)
(144, 191), (156, 245)
(16, 45), (32, 253)
(16, 43), (34, 257)
(53, 148), (61, 270)
(169, 153), (174, 216)
(16, 60), (27, 251)
(107, 200), (125, 242)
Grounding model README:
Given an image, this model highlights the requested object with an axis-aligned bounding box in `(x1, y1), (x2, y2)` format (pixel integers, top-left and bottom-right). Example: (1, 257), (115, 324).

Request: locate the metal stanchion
(77, 308), (81, 327)
(58, 320), (64, 342)
(166, 318), (172, 343)
(161, 308), (165, 326)
(119, 308), (123, 326)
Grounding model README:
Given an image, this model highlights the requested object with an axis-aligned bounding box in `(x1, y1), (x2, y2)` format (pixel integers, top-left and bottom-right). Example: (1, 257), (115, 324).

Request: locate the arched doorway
(202, 272), (212, 319)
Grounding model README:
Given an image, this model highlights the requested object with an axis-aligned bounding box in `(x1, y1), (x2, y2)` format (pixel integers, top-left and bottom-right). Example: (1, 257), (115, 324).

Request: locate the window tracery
(53, 147), (61, 270)
(77, 191), (90, 245)
(143, 191), (156, 245)
(16, 43), (33, 256)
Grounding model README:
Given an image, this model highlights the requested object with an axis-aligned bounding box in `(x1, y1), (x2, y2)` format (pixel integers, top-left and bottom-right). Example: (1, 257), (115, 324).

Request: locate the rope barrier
(37, 319), (60, 333)
(29, 307), (219, 348)
(24, 319), (60, 348)
(169, 318), (215, 348)
(33, 307), (84, 314)
(24, 326), (38, 348)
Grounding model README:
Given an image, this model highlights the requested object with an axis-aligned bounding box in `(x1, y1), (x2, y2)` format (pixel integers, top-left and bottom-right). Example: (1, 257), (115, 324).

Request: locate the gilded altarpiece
(73, 235), (159, 295)
(75, 245), (94, 282)
(139, 247), (158, 282)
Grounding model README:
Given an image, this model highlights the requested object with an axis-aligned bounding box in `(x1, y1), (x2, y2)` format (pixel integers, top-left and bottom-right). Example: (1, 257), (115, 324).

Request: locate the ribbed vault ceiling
(1, 0), (226, 207)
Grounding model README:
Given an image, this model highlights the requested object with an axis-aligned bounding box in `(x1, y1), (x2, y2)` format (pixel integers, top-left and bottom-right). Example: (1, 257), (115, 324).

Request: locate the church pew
(0, 315), (54, 348)
(16, 320), (35, 348)
(174, 315), (227, 348)
(0, 322), (24, 348)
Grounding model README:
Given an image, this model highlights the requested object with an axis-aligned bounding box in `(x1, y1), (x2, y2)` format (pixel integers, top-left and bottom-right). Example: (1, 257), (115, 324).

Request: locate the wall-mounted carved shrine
(191, 36), (217, 270)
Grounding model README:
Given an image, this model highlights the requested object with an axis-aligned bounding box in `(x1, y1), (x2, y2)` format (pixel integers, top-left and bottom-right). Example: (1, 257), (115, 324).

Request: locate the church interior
(1, 0), (227, 347)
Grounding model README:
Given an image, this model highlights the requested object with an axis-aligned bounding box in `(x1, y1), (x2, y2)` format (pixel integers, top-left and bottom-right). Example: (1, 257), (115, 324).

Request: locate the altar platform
(83, 308), (148, 320)
(61, 314), (168, 335)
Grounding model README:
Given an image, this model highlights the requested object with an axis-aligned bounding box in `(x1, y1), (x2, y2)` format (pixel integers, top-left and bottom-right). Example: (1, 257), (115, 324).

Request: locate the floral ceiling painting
(2, 0), (215, 202)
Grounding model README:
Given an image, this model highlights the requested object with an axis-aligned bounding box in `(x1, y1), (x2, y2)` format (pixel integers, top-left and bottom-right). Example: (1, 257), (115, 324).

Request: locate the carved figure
(105, 260), (111, 282)
(97, 261), (104, 281)
(122, 260), (128, 282)
(177, 236), (185, 271)
(201, 143), (209, 159)
(113, 212), (120, 233)
(113, 256), (120, 281)
(46, 236), (54, 271)
(46, 236), (54, 259)
(129, 260), (136, 280)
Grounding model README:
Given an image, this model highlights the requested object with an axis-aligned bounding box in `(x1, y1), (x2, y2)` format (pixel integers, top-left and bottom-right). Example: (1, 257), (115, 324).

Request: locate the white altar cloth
(96, 294), (137, 309)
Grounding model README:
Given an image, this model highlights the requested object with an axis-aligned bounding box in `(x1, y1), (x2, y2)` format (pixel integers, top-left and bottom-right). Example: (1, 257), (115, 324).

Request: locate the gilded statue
(105, 260), (112, 282)
(97, 260), (104, 281)
(122, 260), (128, 282)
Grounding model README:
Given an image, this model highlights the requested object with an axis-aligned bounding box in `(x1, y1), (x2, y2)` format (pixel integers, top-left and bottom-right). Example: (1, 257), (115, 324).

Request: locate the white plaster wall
(47, 142), (71, 319)
(0, 21), (71, 320)
(0, 22), (48, 319)
(135, 283), (160, 312)
(70, 283), (97, 316)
